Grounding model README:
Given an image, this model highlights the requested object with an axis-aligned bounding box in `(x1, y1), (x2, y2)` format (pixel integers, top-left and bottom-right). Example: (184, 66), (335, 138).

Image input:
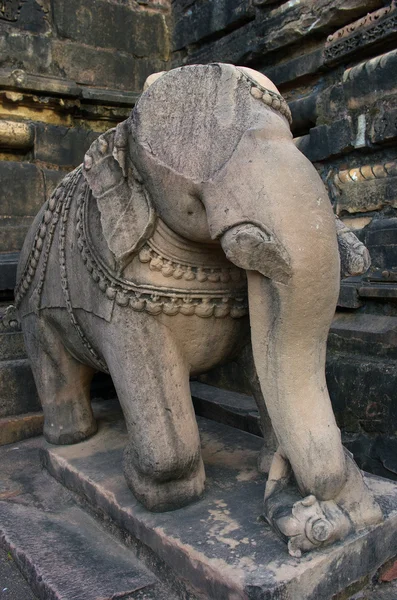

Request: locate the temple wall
(1, 0), (397, 476)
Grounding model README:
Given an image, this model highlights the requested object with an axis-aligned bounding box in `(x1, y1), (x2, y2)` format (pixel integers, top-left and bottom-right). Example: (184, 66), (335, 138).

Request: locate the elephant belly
(162, 312), (249, 375)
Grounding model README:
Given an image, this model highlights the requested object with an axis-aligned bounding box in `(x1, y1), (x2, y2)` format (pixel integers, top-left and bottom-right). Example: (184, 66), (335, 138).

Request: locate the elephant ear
(83, 121), (156, 266)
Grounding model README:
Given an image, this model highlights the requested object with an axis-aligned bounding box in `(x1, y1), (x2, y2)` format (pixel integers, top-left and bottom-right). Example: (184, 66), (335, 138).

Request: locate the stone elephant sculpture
(16, 64), (382, 556)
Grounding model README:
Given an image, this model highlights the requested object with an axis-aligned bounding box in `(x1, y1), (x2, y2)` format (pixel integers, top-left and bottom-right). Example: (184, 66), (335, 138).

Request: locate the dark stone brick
(0, 252), (19, 290)
(0, 0), (50, 34)
(52, 0), (167, 59)
(328, 313), (397, 360)
(326, 352), (397, 434)
(295, 118), (354, 162)
(289, 92), (318, 135)
(263, 48), (324, 88)
(34, 124), (99, 168)
(255, 0), (384, 55)
(342, 49), (397, 105)
(0, 330), (26, 362)
(173, 0), (253, 51)
(335, 177), (397, 215)
(51, 40), (167, 92)
(0, 359), (40, 418)
(0, 217), (35, 254)
(180, 19), (259, 66)
(42, 168), (68, 198)
(0, 31), (52, 75)
(0, 162), (45, 217)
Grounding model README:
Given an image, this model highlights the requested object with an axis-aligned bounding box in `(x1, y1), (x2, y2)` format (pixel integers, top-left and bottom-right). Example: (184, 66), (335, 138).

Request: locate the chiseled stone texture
(42, 406), (397, 600)
(0, 0), (170, 92)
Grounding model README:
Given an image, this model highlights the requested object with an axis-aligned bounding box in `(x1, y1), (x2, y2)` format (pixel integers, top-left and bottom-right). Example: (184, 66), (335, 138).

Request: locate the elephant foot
(264, 448), (383, 558)
(44, 416), (97, 446)
(123, 446), (206, 512)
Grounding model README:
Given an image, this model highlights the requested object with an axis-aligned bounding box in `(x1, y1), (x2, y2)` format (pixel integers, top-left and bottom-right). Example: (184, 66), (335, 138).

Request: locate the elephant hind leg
(22, 314), (97, 445)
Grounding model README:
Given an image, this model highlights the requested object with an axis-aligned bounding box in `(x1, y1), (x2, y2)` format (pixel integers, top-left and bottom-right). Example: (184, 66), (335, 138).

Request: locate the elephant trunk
(205, 128), (347, 501)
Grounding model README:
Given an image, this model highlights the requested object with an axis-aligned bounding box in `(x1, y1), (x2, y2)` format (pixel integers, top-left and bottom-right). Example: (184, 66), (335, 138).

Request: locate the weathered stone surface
(324, 2), (397, 66)
(295, 118), (354, 162)
(0, 161), (45, 217)
(335, 178), (397, 215)
(327, 352), (397, 435)
(0, 437), (163, 600)
(0, 329), (26, 361)
(16, 64), (377, 557)
(179, 0), (385, 66)
(0, 360), (40, 418)
(34, 124), (99, 168)
(0, 252), (20, 289)
(173, 0), (253, 51)
(0, 120), (34, 150)
(0, 0), (50, 34)
(191, 380), (261, 437)
(42, 408), (397, 600)
(264, 47), (325, 88)
(51, 39), (168, 91)
(0, 217), (36, 254)
(52, 0), (168, 59)
(0, 412), (43, 446)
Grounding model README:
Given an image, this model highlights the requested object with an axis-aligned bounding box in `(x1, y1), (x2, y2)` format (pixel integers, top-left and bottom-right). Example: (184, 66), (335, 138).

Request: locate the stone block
(0, 359), (40, 418)
(173, 0), (253, 51)
(295, 118), (354, 162)
(0, 412), (43, 446)
(52, 0), (168, 59)
(34, 124), (99, 168)
(42, 406), (397, 600)
(0, 0), (50, 34)
(0, 330), (27, 362)
(0, 31), (52, 76)
(0, 120), (34, 150)
(51, 39), (167, 92)
(42, 168), (68, 197)
(0, 252), (20, 289)
(343, 48), (397, 108)
(335, 177), (397, 215)
(263, 47), (324, 88)
(191, 380), (261, 436)
(0, 217), (35, 254)
(326, 353), (397, 435)
(0, 161), (45, 217)
(0, 438), (161, 600)
(255, 0), (384, 55)
(180, 20), (258, 66)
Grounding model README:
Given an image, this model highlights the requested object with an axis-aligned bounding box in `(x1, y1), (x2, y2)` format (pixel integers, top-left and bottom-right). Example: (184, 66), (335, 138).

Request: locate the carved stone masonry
(16, 64), (381, 557)
(324, 1), (397, 64)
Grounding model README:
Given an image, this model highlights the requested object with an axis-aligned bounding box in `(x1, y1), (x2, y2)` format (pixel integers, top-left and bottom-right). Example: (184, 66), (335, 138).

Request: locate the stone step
(0, 434), (173, 600)
(42, 401), (397, 600)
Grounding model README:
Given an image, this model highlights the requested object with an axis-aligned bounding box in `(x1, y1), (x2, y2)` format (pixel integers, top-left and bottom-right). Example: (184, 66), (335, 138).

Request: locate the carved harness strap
(78, 181), (248, 319)
(236, 68), (292, 124)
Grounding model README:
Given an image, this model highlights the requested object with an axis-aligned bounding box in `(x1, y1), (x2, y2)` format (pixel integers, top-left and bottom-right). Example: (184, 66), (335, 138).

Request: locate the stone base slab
(42, 403), (397, 600)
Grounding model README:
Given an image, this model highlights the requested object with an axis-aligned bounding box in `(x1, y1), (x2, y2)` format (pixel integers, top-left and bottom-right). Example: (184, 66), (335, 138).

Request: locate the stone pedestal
(41, 403), (397, 600)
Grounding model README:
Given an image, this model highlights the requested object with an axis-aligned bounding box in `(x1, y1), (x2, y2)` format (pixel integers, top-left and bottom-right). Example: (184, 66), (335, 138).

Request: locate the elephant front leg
(22, 313), (97, 445)
(105, 318), (205, 512)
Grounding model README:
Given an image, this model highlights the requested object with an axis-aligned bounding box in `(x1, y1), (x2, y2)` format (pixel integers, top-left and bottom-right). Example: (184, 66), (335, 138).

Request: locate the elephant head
(82, 64), (380, 554)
